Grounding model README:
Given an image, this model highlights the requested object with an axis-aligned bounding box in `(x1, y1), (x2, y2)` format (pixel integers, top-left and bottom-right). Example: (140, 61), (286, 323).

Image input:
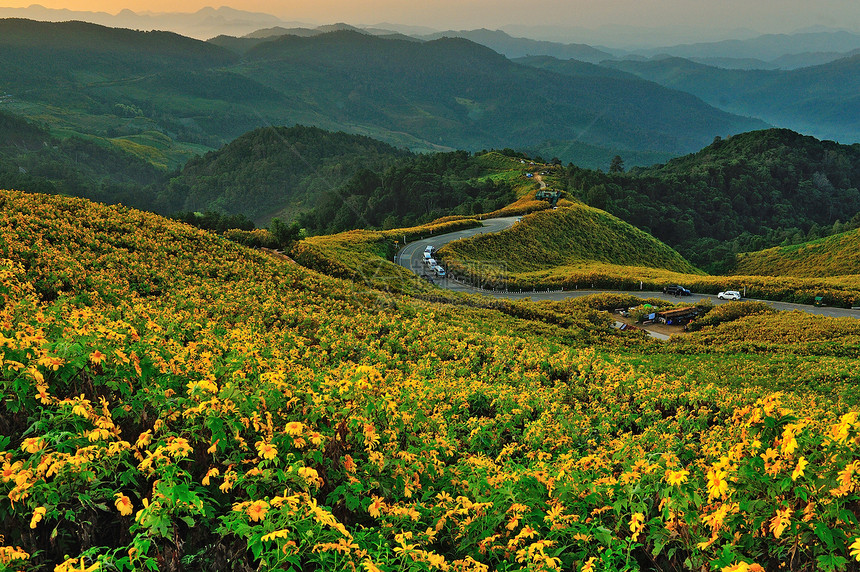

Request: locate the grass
(440, 202), (700, 275)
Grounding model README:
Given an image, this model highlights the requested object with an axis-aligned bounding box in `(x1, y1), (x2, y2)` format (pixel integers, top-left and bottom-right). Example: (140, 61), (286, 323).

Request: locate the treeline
(298, 150), (516, 235)
(564, 129), (860, 272)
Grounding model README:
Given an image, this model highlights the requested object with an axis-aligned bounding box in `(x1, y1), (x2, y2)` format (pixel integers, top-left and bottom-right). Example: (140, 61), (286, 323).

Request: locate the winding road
(395, 215), (860, 336)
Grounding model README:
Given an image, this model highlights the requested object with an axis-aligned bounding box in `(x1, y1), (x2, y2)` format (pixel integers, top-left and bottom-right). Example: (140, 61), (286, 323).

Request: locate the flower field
(0, 189), (858, 571)
(733, 228), (860, 278)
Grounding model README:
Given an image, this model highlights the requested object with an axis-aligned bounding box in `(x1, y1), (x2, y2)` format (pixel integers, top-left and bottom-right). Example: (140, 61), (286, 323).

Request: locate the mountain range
(4, 5), (860, 67)
(602, 55), (860, 144)
(0, 5), (296, 39)
(0, 19), (766, 170)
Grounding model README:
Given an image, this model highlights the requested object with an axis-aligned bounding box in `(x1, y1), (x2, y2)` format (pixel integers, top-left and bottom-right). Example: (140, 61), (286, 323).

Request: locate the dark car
(663, 284), (692, 296)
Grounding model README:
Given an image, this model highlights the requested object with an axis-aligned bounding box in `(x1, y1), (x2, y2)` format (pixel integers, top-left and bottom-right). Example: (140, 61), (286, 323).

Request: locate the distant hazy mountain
(501, 23), (763, 49)
(241, 23), (420, 43)
(239, 30), (763, 155)
(0, 5), (306, 39)
(631, 31), (860, 62)
(418, 29), (613, 63)
(683, 50), (860, 70)
(604, 55), (860, 144)
(244, 26), (322, 39)
(514, 55), (643, 80)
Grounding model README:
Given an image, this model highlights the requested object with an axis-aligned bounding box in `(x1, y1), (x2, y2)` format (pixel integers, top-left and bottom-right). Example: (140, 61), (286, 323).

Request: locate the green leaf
(814, 523), (835, 549)
(652, 537), (667, 558)
(816, 553), (848, 572)
(593, 526), (613, 547)
(346, 495), (361, 511)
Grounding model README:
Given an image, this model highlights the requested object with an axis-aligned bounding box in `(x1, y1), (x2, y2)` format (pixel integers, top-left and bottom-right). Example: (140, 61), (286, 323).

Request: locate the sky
(1, 0), (859, 43)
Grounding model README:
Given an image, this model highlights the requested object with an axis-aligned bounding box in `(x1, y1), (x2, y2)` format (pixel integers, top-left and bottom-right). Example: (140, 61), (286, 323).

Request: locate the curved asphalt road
(395, 215), (860, 328)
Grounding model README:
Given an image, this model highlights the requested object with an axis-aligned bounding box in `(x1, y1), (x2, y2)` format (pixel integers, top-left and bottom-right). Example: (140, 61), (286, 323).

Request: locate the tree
(609, 155), (624, 174)
(269, 218), (303, 249)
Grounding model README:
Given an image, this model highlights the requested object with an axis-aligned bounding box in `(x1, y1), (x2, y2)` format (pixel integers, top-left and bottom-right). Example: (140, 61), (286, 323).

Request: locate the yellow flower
(629, 512), (645, 542)
(256, 440), (278, 461)
(362, 559), (383, 572)
(284, 421), (304, 436)
(769, 507), (791, 539)
(298, 466), (321, 487)
(368, 495), (384, 518)
(166, 437), (192, 459)
(722, 564), (765, 572)
(791, 457), (808, 481)
(706, 468), (728, 501)
(135, 430), (152, 449)
(21, 437), (45, 454)
(261, 529), (291, 542)
(850, 538), (860, 562)
(247, 500), (269, 522)
(581, 556), (597, 572)
(202, 467), (219, 486)
(114, 493), (133, 516)
(34, 385), (51, 404)
(664, 468), (689, 486)
(219, 471), (237, 493)
(89, 350), (106, 364)
(29, 506), (46, 528)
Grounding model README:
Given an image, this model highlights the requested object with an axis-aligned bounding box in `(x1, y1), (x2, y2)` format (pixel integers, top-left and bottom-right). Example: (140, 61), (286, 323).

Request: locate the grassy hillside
(439, 202), (700, 275)
(0, 189), (859, 570)
(733, 227), (860, 278)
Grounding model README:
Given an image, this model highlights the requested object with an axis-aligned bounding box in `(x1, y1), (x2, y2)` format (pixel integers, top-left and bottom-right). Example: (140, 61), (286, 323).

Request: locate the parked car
(425, 258), (436, 266)
(424, 245), (434, 254)
(663, 285), (691, 296)
(423, 251), (432, 261)
(435, 267), (447, 278)
(718, 290), (742, 300)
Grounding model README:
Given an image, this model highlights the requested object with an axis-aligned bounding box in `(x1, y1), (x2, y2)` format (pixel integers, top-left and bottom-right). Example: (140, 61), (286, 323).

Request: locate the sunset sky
(2, 0), (858, 35)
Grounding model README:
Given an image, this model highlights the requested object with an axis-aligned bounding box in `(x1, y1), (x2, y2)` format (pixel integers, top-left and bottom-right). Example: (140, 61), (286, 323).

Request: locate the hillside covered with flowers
(0, 189), (858, 572)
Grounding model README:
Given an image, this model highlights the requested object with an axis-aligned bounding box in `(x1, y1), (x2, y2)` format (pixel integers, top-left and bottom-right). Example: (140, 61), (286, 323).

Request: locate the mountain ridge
(0, 19), (765, 168)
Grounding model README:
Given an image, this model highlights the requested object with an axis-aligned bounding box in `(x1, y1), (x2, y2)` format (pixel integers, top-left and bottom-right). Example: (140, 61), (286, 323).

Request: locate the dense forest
(0, 111), (165, 208)
(298, 151), (516, 234)
(158, 125), (411, 221)
(565, 129), (860, 271)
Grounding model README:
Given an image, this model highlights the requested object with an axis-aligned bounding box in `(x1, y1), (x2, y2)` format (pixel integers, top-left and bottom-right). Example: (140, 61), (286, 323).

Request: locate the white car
(425, 257), (437, 267)
(718, 290), (742, 300)
(435, 267), (447, 278)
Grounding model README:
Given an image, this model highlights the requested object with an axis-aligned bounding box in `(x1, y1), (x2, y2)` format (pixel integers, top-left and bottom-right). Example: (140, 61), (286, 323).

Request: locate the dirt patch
(614, 315), (689, 337)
